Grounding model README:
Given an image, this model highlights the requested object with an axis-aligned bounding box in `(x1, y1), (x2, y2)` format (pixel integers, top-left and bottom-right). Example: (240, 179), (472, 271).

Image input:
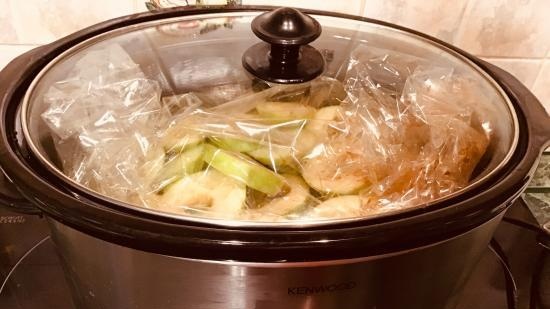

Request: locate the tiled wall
(0, 0), (549, 111)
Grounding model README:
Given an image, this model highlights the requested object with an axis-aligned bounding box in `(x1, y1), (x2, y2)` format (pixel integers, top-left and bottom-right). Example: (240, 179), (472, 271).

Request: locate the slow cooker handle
(0, 166), (42, 215)
(481, 60), (550, 148)
(481, 61), (550, 238)
(0, 45), (51, 216)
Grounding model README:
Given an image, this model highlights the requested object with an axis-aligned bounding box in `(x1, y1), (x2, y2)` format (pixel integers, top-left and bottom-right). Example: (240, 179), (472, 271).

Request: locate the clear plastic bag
(42, 43), (491, 222)
(41, 45), (171, 205)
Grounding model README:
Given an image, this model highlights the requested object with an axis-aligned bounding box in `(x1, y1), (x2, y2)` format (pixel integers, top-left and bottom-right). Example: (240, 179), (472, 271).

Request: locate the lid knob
(242, 7), (325, 84)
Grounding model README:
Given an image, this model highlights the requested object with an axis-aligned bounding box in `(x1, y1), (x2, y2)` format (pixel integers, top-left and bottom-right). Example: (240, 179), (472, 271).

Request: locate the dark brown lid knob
(242, 7), (325, 84)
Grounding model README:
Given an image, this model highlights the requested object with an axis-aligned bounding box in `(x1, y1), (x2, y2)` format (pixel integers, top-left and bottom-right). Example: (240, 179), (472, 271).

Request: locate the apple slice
(163, 134), (204, 155)
(256, 102), (316, 123)
(247, 128), (318, 172)
(153, 144), (205, 192)
(306, 105), (344, 139)
(209, 136), (260, 153)
(309, 195), (363, 219)
(288, 128), (320, 159)
(247, 146), (298, 173)
(301, 154), (369, 195)
(159, 169), (246, 218)
(202, 144), (287, 196)
(161, 123), (204, 155)
(257, 174), (311, 216)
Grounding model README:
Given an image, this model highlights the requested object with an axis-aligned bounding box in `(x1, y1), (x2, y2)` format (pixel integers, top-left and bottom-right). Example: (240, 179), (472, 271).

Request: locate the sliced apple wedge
(306, 105), (344, 139)
(301, 154), (369, 195)
(161, 122), (204, 155)
(258, 174), (311, 216)
(202, 144), (287, 196)
(163, 134), (204, 155)
(209, 136), (260, 153)
(309, 195), (363, 219)
(256, 102), (316, 122)
(288, 128), (319, 158)
(159, 169), (246, 218)
(247, 146), (297, 173)
(153, 144), (205, 192)
(247, 128), (318, 172)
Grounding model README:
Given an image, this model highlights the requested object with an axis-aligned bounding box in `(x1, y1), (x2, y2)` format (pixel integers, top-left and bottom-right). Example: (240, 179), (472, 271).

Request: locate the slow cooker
(0, 6), (548, 309)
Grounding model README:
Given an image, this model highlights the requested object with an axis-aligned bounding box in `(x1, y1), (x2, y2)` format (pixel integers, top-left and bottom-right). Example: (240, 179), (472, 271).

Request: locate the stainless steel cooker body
(0, 6), (548, 309)
(49, 215), (502, 309)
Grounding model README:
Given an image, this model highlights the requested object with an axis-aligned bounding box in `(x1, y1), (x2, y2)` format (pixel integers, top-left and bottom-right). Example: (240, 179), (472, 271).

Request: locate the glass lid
(22, 7), (518, 226)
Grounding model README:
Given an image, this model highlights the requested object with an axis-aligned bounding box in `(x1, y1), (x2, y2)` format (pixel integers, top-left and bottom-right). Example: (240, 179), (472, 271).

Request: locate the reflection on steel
(48, 217), (502, 309)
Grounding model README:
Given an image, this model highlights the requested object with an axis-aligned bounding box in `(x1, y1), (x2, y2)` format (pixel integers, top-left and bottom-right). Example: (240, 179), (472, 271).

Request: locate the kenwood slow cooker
(0, 6), (548, 309)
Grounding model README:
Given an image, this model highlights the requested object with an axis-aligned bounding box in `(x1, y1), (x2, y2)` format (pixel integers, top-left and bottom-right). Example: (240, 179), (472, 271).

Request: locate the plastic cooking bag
(41, 43), (492, 222)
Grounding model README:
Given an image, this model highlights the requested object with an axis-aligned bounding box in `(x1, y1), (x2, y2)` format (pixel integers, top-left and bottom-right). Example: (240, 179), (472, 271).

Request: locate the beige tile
(0, 44), (40, 70)
(8, 0), (136, 45)
(241, 0), (365, 15)
(361, 0), (469, 43)
(456, 0), (550, 58)
(134, 0), (147, 12)
(0, 0), (18, 43)
(532, 60), (550, 113)
(483, 58), (542, 88)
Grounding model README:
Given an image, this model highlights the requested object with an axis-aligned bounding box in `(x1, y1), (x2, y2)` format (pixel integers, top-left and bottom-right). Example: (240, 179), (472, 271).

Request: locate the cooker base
(1, 201), (547, 309)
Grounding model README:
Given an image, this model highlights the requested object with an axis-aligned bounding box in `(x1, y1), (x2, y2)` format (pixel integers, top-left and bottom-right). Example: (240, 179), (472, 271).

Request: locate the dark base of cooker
(0, 202), (548, 309)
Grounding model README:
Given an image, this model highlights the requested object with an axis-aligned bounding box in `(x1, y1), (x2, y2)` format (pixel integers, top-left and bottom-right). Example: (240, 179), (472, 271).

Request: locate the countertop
(525, 151), (550, 233)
